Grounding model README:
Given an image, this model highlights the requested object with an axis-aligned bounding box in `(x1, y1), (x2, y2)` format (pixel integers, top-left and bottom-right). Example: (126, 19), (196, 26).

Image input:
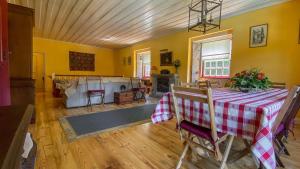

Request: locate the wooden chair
(198, 78), (231, 88)
(180, 81), (199, 88)
(180, 80), (221, 88)
(271, 82), (287, 89)
(198, 80), (222, 88)
(171, 81), (234, 169)
(271, 85), (300, 168)
(86, 76), (105, 109)
(130, 77), (146, 102)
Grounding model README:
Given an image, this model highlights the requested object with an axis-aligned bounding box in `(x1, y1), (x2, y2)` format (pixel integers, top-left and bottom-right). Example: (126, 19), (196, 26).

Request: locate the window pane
(217, 61), (223, 67)
(211, 69), (216, 76)
(205, 62), (210, 68)
(223, 68), (229, 75)
(205, 69), (210, 76)
(224, 60), (230, 67)
(211, 61), (216, 68)
(217, 69), (222, 75)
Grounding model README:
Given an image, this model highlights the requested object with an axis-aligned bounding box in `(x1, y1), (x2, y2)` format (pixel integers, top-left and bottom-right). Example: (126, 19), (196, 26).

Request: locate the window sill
(201, 76), (230, 79)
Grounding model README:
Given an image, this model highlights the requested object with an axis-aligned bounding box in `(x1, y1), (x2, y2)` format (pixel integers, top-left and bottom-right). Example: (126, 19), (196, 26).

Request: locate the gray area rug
(60, 104), (156, 141)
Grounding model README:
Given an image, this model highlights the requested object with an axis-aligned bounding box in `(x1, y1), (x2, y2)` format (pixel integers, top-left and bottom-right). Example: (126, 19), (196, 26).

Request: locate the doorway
(32, 52), (45, 92)
(136, 50), (151, 79)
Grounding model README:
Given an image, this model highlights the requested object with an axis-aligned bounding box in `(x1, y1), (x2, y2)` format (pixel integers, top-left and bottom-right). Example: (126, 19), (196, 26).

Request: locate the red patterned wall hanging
(69, 51), (95, 71)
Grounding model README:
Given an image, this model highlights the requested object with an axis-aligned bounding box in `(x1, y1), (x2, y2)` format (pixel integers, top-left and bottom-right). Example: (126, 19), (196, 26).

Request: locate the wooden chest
(114, 91), (133, 104)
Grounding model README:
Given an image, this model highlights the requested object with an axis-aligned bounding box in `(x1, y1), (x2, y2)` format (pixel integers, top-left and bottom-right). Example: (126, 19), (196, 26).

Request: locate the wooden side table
(114, 91), (133, 104)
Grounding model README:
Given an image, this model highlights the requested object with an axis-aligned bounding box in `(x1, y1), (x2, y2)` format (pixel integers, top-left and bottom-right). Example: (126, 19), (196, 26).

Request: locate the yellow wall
(33, 38), (116, 91)
(115, 0), (300, 87)
(114, 46), (134, 77)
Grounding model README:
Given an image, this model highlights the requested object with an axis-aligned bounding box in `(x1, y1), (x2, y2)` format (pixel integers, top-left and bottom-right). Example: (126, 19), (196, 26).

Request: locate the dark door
(0, 0), (11, 106)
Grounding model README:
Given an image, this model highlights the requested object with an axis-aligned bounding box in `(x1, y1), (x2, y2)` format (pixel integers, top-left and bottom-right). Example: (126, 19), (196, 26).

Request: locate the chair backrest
(272, 85), (300, 134)
(198, 80), (220, 88)
(181, 80), (220, 88)
(171, 81), (218, 142)
(180, 81), (199, 88)
(271, 82), (287, 89)
(282, 86), (300, 130)
(86, 76), (103, 90)
(130, 77), (142, 88)
(198, 78), (231, 88)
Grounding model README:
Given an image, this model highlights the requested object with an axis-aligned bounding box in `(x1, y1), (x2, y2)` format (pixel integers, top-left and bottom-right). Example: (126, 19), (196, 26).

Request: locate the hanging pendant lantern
(188, 0), (223, 33)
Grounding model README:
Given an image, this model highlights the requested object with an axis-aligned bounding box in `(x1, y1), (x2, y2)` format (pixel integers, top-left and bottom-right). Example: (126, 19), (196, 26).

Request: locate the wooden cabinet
(10, 78), (35, 106)
(8, 4), (34, 78)
(114, 91), (134, 104)
(8, 4), (35, 106)
(0, 0), (11, 106)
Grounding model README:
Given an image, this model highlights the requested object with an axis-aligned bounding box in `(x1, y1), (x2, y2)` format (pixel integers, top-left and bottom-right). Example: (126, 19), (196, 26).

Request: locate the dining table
(151, 88), (288, 169)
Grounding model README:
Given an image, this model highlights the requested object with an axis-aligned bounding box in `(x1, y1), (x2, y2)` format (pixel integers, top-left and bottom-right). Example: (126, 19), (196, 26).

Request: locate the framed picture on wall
(249, 24), (268, 48)
(69, 51), (95, 71)
(160, 51), (173, 66)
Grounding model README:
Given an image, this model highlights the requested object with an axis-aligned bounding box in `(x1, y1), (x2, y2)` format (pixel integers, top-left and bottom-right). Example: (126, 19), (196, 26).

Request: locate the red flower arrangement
(231, 69), (271, 92)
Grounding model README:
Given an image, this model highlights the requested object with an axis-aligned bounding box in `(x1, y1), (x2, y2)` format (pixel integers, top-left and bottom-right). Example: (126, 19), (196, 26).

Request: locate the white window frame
(203, 58), (230, 78)
(200, 36), (232, 79)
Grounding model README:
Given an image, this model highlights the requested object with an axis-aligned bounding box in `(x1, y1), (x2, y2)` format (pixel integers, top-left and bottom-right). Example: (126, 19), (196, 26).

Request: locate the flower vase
(238, 87), (263, 93)
(238, 87), (251, 93)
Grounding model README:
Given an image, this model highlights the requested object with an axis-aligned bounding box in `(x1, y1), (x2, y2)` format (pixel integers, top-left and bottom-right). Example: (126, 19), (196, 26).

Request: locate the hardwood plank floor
(29, 92), (300, 169)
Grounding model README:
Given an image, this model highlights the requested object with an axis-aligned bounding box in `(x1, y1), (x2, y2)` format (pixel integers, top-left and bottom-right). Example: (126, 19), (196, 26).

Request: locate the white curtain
(202, 39), (231, 57)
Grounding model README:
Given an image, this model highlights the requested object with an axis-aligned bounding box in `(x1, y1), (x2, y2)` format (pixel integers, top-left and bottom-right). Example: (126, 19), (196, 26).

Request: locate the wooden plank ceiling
(8, 0), (286, 48)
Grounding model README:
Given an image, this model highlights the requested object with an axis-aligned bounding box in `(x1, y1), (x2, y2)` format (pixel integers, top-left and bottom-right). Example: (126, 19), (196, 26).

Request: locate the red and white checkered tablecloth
(151, 88), (288, 169)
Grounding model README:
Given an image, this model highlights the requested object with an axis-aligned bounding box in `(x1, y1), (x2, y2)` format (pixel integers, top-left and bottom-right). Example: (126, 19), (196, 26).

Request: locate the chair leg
(258, 162), (264, 169)
(101, 93), (105, 105)
(137, 91), (140, 103)
(87, 95), (92, 111)
(219, 135), (234, 169)
(275, 137), (290, 156)
(87, 95), (91, 107)
(275, 151), (285, 168)
(176, 143), (189, 169)
(278, 138), (290, 156)
(133, 91), (138, 101)
(90, 96), (93, 111)
(141, 91), (146, 102)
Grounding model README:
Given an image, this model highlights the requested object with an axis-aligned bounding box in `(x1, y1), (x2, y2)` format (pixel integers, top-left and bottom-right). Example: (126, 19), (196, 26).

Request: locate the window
(136, 51), (151, 78)
(201, 38), (231, 78)
(191, 35), (232, 81)
(203, 59), (230, 77)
